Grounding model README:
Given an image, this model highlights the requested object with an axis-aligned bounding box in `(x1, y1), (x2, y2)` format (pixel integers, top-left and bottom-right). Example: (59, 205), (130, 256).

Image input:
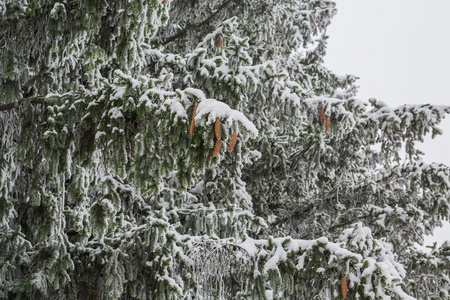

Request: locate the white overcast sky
(323, 0), (450, 250)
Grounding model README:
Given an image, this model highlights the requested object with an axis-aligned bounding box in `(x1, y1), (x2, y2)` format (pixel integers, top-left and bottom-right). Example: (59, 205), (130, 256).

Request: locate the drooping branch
(0, 102), (17, 112)
(271, 172), (397, 229)
(0, 96), (45, 112)
(328, 213), (378, 231)
(161, 0), (237, 46)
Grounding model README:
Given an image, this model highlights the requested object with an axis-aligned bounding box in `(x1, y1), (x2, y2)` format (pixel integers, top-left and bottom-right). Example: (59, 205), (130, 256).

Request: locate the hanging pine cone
(320, 107), (325, 124)
(341, 276), (347, 299)
(190, 103), (199, 136)
(325, 116), (330, 132)
(215, 118), (221, 139)
(192, 103), (199, 116)
(229, 131), (237, 151)
(217, 37), (223, 48)
(212, 139), (222, 157)
(190, 119), (195, 137)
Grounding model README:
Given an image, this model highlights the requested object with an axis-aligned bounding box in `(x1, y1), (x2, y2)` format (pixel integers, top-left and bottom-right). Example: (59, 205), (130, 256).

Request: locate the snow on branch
(0, 96), (45, 112)
(160, 0), (237, 46)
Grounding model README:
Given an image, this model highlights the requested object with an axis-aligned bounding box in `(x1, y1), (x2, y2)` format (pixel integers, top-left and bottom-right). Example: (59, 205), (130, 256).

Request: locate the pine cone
(190, 119), (195, 137)
(341, 276), (347, 299)
(320, 108), (325, 124)
(215, 118), (221, 139)
(325, 116), (330, 132)
(212, 139), (222, 157)
(229, 131), (237, 151)
(190, 103), (199, 136)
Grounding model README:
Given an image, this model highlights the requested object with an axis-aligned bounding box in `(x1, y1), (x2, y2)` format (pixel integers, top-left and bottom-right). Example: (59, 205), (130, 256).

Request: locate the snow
(194, 98), (258, 136)
(189, 181), (204, 194)
(50, 3), (65, 20)
(263, 241), (287, 273)
(95, 131), (106, 140)
(111, 86), (127, 101)
(249, 150), (262, 159)
(392, 285), (416, 300)
(235, 237), (259, 256)
(108, 107), (123, 119)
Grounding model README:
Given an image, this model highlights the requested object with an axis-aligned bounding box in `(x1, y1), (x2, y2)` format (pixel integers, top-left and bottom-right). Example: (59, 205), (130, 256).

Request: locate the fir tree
(1, 0), (449, 299)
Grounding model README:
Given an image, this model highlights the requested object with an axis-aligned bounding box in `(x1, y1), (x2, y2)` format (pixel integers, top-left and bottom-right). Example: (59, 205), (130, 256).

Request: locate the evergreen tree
(1, 0), (449, 299)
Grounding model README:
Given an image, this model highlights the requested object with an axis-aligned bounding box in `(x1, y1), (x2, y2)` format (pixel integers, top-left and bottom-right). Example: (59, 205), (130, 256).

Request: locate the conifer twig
(271, 172), (397, 229)
(161, 0), (237, 45)
(0, 96), (45, 112)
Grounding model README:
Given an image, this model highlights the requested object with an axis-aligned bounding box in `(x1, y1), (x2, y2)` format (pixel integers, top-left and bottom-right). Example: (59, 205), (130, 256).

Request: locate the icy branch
(161, 0), (237, 45)
(0, 96), (45, 112)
